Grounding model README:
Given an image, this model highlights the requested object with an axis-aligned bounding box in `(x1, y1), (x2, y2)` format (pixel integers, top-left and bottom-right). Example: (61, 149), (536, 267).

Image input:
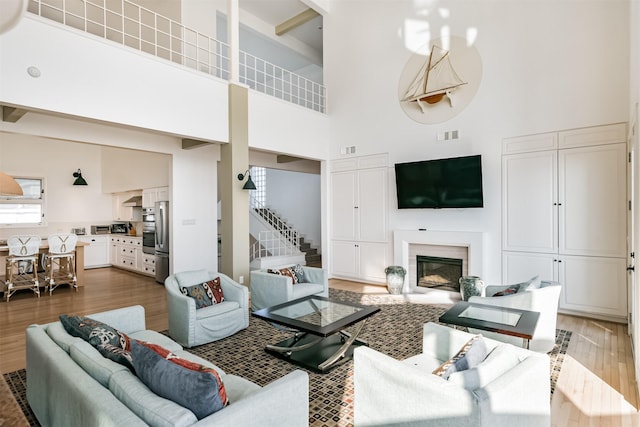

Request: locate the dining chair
(45, 233), (78, 295)
(5, 235), (41, 302)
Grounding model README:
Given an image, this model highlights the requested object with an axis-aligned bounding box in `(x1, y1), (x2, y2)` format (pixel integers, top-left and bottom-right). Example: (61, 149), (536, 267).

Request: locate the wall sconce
(0, 171), (23, 195)
(72, 169), (88, 186)
(237, 169), (256, 190)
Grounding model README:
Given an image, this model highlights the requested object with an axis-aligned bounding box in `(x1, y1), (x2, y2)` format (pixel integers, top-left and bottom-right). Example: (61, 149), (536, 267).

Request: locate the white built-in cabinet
(142, 186), (169, 208)
(330, 154), (389, 283)
(113, 191), (142, 222)
(502, 123), (628, 321)
(110, 236), (154, 277)
(78, 236), (110, 268)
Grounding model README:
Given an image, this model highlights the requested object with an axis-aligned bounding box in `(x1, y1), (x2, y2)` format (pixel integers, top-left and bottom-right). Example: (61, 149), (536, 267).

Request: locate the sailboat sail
(402, 45), (466, 108)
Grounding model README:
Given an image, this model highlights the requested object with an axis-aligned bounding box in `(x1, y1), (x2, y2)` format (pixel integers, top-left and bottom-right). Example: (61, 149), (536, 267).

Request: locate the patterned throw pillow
(180, 279), (223, 309)
(130, 340), (228, 419)
(205, 277), (225, 304)
(291, 264), (307, 283)
(60, 314), (122, 347)
(432, 335), (488, 380)
(492, 285), (520, 297)
(267, 266), (299, 284)
(59, 314), (134, 371)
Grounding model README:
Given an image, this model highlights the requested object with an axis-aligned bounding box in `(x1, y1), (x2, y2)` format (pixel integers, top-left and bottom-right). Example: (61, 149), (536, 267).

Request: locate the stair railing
(249, 194), (300, 261)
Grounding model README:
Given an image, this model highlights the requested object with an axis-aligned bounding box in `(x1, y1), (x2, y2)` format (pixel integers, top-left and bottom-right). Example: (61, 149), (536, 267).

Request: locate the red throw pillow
(205, 277), (225, 304)
(267, 267), (299, 284)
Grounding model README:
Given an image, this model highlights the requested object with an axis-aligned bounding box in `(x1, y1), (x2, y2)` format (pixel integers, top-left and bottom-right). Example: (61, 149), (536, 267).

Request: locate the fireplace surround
(393, 230), (484, 295)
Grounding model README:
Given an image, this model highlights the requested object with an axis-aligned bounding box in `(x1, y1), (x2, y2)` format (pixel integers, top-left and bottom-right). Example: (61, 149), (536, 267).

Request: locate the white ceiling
(240, 0), (323, 53)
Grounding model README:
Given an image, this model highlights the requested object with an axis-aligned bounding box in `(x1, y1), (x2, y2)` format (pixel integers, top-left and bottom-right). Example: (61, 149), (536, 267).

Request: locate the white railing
(240, 51), (326, 113)
(27, 0), (326, 113)
(249, 194), (300, 261)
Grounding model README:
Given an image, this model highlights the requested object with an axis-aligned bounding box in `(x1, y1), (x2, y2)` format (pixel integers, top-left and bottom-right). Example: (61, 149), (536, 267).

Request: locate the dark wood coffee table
(439, 301), (540, 348)
(252, 295), (380, 373)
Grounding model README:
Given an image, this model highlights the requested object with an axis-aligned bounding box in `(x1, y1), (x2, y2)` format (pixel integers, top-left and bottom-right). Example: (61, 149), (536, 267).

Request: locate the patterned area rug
(3, 289), (571, 427)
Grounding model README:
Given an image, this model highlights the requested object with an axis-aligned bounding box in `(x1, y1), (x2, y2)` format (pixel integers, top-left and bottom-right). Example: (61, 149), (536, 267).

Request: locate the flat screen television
(394, 155), (484, 209)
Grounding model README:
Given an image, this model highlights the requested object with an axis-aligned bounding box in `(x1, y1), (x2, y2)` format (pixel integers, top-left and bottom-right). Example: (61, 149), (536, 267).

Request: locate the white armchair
(250, 265), (328, 311)
(165, 270), (249, 347)
(354, 322), (550, 427)
(468, 280), (562, 353)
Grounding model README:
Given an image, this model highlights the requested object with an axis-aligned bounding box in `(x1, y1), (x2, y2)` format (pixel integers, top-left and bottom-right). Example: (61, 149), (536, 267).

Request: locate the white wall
(0, 133), (113, 239)
(324, 0), (630, 283)
(0, 16), (229, 143)
(265, 168), (322, 253)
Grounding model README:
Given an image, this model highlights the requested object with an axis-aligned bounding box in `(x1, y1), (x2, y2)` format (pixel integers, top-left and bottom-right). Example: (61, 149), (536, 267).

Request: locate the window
(0, 178), (45, 226)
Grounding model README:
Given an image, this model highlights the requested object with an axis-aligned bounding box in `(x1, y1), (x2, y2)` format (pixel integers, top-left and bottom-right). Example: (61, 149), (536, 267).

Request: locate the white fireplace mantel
(393, 229), (485, 293)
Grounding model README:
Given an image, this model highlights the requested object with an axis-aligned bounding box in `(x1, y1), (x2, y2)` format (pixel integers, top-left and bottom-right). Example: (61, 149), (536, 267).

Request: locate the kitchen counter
(0, 241), (87, 289)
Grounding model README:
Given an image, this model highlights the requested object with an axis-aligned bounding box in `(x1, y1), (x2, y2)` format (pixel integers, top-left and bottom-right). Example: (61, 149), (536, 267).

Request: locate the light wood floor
(1, 269), (639, 425)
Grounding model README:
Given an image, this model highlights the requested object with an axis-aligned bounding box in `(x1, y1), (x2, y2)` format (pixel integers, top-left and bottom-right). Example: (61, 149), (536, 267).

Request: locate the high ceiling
(240, 0), (323, 53)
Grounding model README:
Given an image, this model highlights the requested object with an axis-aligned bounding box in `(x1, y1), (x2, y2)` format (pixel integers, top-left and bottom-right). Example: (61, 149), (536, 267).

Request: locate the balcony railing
(27, 0), (326, 113)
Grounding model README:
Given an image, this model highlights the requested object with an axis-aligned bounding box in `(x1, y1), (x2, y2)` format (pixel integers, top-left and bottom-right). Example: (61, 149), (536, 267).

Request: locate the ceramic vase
(385, 266), (406, 295)
(459, 276), (485, 301)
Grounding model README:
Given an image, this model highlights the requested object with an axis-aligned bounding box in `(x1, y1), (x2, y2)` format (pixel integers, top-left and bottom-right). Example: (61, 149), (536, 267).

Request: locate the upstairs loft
(0, 0), (329, 157)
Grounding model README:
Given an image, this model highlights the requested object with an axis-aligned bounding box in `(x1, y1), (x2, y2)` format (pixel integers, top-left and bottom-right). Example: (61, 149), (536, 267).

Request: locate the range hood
(122, 195), (142, 207)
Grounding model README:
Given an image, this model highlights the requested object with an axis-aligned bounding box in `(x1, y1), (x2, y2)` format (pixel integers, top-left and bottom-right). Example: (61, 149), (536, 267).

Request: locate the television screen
(394, 155), (484, 209)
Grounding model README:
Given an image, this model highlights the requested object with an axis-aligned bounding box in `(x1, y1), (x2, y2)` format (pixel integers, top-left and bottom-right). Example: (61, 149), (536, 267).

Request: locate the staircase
(299, 237), (321, 267)
(249, 196), (320, 266)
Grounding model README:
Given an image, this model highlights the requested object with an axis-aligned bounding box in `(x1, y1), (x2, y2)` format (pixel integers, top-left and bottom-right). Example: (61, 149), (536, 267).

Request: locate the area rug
(3, 289), (571, 427)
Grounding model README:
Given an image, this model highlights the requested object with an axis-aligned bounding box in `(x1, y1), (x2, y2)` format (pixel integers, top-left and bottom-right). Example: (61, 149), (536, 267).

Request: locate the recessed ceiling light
(27, 66), (41, 78)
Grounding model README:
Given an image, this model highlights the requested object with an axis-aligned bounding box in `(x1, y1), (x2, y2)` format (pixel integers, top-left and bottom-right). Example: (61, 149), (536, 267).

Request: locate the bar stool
(5, 235), (41, 302)
(45, 233), (78, 295)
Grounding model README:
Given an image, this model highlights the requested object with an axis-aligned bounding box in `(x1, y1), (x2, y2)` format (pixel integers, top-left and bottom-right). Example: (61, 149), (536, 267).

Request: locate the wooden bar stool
(5, 235), (41, 302)
(45, 234), (78, 295)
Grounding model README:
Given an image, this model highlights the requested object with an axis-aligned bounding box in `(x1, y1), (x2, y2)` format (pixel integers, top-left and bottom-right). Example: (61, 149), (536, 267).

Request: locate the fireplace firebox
(416, 255), (463, 292)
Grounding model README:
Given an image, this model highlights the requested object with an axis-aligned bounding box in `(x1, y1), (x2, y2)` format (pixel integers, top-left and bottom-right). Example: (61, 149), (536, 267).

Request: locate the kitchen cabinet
(502, 123), (628, 321)
(142, 186), (169, 208)
(141, 254), (156, 276)
(330, 154), (389, 283)
(110, 236), (152, 276)
(113, 191), (142, 222)
(78, 236), (109, 268)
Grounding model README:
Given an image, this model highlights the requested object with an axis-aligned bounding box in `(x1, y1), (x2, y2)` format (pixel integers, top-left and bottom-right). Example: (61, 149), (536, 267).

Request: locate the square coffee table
(252, 295), (380, 373)
(439, 301), (540, 348)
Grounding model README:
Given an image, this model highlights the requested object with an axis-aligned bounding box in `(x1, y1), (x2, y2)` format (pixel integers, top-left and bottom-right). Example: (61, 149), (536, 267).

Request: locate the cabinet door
(559, 255), (627, 319)
(142, 190), (156, 208)
(502, 151), (558, 253)
(330, 241), (358, 277)
(559, 143), (627, 257)
(358, 168), (387, 242)
(331, 171), (357, 240)
(156, 187), (169, 202)
(359, 242), (389, 283)
(502, 251), (557, 284)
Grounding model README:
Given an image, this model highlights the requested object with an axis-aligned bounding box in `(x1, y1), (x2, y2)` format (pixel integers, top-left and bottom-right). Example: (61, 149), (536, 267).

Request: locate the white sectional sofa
(26, 305), (309, 427)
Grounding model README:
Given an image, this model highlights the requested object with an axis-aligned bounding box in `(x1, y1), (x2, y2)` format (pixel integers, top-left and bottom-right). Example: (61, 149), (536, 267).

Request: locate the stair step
(299, 242), (311, 251)
(302, 247), (317, 256)
(305, 254), (322, 267)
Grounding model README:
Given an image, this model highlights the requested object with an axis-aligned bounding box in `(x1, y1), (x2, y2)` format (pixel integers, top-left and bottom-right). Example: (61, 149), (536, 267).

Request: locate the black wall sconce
(72, 169), (87, 186)
(237, 169), (256, 190)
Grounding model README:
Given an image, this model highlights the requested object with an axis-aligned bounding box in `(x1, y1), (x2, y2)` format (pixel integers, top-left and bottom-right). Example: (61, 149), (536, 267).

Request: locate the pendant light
(0, 171), (23, 196)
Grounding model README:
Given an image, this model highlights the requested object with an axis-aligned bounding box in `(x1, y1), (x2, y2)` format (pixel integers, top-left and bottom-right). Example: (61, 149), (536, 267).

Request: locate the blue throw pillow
(130, 340), (228, 419)
(59, 314), (122, 348)
(432, 335), (488, 380)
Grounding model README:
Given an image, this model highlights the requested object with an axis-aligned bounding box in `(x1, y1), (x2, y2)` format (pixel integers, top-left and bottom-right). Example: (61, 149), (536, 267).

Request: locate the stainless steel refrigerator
(154, 201), (170, 283)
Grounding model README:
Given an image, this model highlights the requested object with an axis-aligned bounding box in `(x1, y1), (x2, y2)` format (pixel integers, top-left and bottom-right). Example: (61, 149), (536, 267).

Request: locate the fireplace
(416, 255), (463, 292)
(393, 230), (484, 295)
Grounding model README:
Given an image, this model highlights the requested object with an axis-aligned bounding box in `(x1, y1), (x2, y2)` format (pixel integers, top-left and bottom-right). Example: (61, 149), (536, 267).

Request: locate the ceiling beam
(277, 154), (304, 163)
(2, 106), (27, 123)
(182, 139), (214, 150)
(275, 8), (319, 36)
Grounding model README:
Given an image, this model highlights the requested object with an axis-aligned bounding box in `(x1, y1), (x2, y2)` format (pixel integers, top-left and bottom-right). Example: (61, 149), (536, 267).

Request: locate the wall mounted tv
(394, 155), (484, 209)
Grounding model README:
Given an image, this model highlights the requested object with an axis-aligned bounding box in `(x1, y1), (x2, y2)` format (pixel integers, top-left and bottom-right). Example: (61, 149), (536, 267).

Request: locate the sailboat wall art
(398, 36), (482, 124)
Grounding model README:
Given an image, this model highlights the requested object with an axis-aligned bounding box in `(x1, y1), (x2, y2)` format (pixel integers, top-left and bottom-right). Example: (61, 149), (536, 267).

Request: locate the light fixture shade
(73, 169), (87, 186)
(242, 174), (257, 190)
(0, 171), (23, 195)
